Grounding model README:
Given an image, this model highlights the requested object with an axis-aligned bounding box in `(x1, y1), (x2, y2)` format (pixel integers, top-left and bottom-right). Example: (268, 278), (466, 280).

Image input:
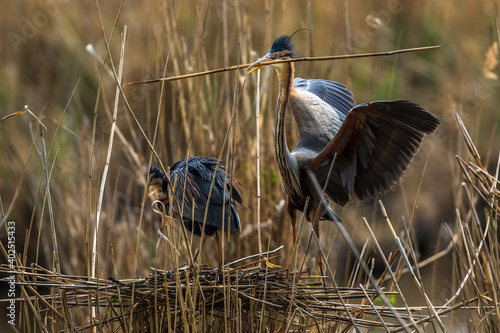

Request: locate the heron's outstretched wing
(309, 101), (439, 206)
(293, 78), (355, 116)
(290, 78), (355, 152)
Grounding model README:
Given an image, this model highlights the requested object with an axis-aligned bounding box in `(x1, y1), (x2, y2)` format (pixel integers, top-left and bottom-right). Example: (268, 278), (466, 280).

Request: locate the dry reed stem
(123, 45), (441, 87)
(255, 68), (263, 258)
(92, 0), (127, 323)
(91, 24), (126, 279)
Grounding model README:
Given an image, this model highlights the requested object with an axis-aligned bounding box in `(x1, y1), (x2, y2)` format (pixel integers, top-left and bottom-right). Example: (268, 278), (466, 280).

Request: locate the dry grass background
(0, 0), (499, 331)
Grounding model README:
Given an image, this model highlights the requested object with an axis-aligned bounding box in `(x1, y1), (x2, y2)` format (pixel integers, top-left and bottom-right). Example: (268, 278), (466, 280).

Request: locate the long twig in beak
(123, 45), (440, 87)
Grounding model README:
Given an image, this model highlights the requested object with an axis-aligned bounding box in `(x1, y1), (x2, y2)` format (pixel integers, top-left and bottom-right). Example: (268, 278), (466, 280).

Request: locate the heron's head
(146, 165), (165, 197)
(248, 35), (294, 73)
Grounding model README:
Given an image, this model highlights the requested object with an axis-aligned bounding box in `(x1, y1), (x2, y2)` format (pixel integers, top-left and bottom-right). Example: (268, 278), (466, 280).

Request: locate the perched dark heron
(248, 35), (439, 271)
(146, 156), (243, 267)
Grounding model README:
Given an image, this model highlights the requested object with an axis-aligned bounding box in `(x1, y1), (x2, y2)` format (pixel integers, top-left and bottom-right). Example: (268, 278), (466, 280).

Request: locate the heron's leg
(192, 248), (200, 263)
(313, 216), (324, 272)
(310, 204), (327, 288)
(215, 232), (222, 272)
(193, 227), (208, 263)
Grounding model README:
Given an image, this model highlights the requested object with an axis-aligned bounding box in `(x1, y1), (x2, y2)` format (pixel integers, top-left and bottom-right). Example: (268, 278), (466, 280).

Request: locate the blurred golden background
(1, 0), (498, 312)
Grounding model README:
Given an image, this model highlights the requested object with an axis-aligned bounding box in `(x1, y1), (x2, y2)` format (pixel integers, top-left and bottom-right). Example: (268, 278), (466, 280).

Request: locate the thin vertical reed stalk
(39, 124), (59, 274)
(255, 68), (263, 258)
(90, 23), (127, 325)
(86, 49), (107, 280)
(149, 54), (170, 333)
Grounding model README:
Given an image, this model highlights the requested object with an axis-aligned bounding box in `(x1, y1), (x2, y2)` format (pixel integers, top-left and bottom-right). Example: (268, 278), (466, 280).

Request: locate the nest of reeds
(2, 251), (450, 332)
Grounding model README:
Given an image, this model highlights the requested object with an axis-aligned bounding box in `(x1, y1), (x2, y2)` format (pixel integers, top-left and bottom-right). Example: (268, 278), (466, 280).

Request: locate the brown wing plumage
(309, 100), (439, 206)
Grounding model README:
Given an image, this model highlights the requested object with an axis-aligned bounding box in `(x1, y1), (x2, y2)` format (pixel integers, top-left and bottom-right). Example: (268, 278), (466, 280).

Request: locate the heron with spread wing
(248, 35), (439, 272)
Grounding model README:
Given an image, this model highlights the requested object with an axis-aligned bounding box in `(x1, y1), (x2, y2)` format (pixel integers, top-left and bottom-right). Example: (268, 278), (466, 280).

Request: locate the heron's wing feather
(293, 78), (355, 116)
(194, 160), (243, 206)
(290, 78), (355, 152)
(193, 177), (241, 235)
(309, 101), (439, 206)
(169, 167), (196, 215)
(177, 157), (242, 235)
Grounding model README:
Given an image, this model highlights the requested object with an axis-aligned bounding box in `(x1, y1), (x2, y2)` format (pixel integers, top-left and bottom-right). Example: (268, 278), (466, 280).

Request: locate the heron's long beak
(247, 52), (277, 74)
(142, 179), (162, 206)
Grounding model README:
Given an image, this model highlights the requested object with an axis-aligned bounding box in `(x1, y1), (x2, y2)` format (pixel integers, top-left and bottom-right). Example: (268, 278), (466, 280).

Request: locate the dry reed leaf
(366, 14), (388, 31)
(483, 42), (499, 80)
(455, 113), (486, 170)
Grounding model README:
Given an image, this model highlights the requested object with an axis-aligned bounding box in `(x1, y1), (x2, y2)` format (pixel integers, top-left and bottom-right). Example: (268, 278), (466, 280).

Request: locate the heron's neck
(274, 62), (293, 156)
(274, 62), (301, 197)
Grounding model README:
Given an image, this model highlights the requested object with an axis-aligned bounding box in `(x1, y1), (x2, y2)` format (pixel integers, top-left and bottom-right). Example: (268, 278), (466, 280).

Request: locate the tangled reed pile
(3, 253), (449, 332)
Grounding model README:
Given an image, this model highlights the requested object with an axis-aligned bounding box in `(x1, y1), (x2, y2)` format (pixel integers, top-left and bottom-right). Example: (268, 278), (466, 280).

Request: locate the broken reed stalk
(123, 45), (441, 87)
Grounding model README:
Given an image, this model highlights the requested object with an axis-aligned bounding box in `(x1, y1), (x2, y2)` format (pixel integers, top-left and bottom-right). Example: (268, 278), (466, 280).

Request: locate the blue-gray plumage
(148, 157), (242, 236)
(248, 34), (439, 269)
(147, 157), (243, 265)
